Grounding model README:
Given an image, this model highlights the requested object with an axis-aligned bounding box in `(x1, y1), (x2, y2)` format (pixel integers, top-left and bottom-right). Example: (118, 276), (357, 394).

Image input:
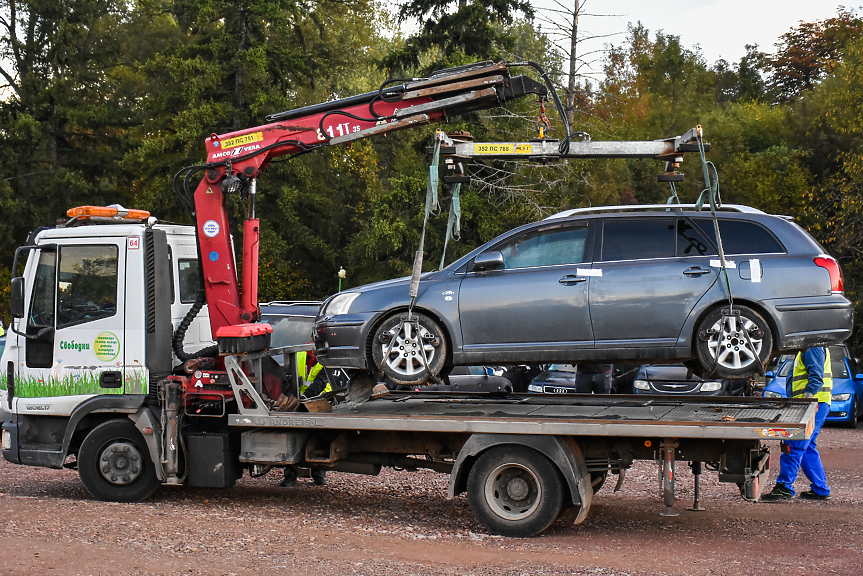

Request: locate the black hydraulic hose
(172, 290), (219, 362)
(506, 61), (573, 154)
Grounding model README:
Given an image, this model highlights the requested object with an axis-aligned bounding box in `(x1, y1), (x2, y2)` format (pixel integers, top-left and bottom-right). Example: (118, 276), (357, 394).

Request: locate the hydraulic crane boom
(180, 62), (548, 339)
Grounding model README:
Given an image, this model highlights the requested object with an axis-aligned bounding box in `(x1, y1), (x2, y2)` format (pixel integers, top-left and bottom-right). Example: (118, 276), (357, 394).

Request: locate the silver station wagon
(314, 205), (853, 386)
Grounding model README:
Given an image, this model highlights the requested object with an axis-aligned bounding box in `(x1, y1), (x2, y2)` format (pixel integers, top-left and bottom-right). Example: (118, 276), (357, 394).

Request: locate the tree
(382, 0), (533, 73)
(768, 8), (863, 102)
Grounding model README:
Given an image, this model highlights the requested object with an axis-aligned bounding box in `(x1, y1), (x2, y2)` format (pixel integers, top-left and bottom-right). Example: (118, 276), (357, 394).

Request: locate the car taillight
(814, 255), (843, 292)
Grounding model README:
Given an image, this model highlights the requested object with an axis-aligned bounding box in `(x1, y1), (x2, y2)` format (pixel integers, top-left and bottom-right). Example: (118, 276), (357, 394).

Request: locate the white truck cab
(1, 208), (212, 467)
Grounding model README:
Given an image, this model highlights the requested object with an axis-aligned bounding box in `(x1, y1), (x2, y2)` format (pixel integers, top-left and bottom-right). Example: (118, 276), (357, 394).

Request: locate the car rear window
(677, 219), (716, 256)
(601, 219), (675, 261)
(692, 218), (784, 255)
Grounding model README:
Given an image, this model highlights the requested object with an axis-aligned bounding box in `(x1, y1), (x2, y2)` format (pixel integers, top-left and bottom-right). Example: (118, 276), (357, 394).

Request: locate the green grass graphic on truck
(2, 371), (147, 397)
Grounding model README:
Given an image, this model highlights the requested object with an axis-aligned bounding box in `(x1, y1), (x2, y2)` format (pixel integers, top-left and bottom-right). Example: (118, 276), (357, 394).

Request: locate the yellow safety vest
(789, 349), (832, 405)
(297, 351), (331, 395)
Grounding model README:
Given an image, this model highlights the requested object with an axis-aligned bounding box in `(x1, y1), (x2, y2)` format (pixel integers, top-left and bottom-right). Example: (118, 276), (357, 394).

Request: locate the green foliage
(382, 0), (533, 73)
(1, 3), (863, 353)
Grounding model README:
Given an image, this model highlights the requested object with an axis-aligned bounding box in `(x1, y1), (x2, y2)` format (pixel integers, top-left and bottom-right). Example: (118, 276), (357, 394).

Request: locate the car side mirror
(764, 371), (774, 378)
(473, 251), (504, 272)
(856, 373), (863, 380)
(10, 277), (25, 318)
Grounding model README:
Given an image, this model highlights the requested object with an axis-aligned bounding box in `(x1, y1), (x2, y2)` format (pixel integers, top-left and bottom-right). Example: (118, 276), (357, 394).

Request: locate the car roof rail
(545, 203), (766, 220)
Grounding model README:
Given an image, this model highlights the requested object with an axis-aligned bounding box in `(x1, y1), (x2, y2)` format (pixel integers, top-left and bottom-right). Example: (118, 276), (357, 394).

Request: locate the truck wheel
(78, 419), (161, 503)
(466, 445), (564, 537)
(371, 313), (447, 387)
(695, 306), (772, 378)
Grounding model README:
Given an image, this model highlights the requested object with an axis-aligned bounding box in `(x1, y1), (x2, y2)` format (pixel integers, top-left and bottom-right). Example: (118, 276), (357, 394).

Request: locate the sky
(528, 0), (852, 79)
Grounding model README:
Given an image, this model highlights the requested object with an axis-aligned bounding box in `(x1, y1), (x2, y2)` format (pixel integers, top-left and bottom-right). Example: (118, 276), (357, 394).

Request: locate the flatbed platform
(231, 393), (816, 441)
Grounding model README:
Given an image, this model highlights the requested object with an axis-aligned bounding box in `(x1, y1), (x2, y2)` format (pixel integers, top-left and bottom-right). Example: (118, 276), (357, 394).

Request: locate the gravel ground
(2, 425), (863, 576)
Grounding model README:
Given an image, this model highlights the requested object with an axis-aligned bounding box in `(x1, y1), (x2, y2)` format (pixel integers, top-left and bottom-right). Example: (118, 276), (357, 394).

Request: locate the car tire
(695, 306), (773, 378)
(371, 312), (447, 387)
(78, 419), (161, 503)
(466, 445), (565, 537)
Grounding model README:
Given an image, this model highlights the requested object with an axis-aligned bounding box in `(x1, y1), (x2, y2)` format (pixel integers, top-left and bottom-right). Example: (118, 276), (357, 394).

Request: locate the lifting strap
(439, 182), (461, 270)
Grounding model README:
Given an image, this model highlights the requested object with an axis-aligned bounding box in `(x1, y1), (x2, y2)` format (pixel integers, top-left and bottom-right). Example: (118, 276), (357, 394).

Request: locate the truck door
(17, 239), (127, 413)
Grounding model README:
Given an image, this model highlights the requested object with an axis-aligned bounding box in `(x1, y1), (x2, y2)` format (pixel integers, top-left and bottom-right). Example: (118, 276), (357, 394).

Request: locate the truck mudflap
(742, 446), (771, 502)
(448, 433), (593, 525)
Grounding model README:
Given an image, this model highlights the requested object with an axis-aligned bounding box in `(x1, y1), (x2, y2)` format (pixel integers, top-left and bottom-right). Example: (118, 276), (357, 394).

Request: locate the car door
(16, 239), (127, 414)
(458, 222), (594, 361)
(590, 217), (718, 348)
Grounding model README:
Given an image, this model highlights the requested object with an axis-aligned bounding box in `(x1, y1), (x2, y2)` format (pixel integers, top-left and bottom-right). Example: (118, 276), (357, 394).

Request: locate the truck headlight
(323, 292), (360, 316)
(700, 381), (722, 392)
(763, 391), (783, 398)
(832, 393), (852, 402)
(633, 380), (649, 390)
(528, 384), (543, 393)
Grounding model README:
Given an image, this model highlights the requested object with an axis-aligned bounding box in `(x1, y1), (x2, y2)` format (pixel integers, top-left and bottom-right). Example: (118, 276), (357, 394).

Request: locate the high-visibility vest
(789, 348), (832, 404)
(297, 351), (331, 395)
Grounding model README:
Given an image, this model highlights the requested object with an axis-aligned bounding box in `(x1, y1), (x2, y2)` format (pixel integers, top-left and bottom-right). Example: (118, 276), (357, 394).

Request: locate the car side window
(57, 245), (119, 329)
(693, 218), (785, 255)
(677, 219), (716, 256)
(601, 219), (675, 261)
(178, 259), (201, 303)
(496, 226), (589, 270)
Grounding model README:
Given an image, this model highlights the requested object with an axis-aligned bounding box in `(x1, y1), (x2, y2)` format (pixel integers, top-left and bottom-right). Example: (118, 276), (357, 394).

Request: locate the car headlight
(832, 393), (852, 402)
(323, 292), (361, 316)
(633, 379), (649, 390)
(528, 384), (543, 393)
(763, 390), (784, 398)
(700, 381), (722, 392)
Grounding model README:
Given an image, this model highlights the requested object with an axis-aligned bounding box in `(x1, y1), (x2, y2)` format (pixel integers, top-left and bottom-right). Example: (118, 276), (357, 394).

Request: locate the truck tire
(695, 306), (772, 378)
(371, 313), (447, 387)
(78, 419), (161, 503)
(466, 445), (564, 537)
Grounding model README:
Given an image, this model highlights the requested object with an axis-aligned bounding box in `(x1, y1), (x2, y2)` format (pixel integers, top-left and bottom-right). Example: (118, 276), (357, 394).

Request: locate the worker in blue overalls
(761, 347), (832, 501)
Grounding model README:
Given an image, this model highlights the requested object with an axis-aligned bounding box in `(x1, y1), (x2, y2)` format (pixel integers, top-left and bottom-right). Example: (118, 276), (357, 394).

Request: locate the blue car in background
(763, 344), (863, 428)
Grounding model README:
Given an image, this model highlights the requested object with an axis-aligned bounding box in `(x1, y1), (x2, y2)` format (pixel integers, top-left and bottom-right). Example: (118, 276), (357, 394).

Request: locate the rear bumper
(764, 295), (853, 351)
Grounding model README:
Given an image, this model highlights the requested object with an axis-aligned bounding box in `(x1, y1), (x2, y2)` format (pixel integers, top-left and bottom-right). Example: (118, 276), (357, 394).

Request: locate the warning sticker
(472, 143), (534, 155)
(222, 132), (264, 150)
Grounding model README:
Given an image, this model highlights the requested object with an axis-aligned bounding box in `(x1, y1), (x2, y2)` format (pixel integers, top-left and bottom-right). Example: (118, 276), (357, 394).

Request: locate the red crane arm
(188, 62), (548, 338)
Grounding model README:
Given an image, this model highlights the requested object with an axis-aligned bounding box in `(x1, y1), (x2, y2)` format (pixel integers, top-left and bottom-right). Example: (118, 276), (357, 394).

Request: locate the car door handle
(683, 266), (712, 277)
(559, 275), (587, 285)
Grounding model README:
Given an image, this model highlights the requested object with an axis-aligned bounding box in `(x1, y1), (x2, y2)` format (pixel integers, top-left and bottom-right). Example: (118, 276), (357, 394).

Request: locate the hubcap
(484, 462), (541, 521)
(705, 314), (763, 370)
(98, 441), (143, 485)
(381, 321), (437, 378)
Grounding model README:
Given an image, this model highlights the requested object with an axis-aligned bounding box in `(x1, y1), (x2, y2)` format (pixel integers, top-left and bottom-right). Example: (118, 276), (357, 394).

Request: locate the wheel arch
(62, 395), (148, 460)
(448, 434), (593, 523)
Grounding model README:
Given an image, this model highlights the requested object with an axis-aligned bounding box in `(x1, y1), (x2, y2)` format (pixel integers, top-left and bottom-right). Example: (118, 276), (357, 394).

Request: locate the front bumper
(827, 398), (853, 422)
(314, 313), (376, 369)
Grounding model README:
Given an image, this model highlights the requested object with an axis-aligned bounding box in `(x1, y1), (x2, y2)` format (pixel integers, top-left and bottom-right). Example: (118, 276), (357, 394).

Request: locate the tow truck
(1, 61), (817, 536)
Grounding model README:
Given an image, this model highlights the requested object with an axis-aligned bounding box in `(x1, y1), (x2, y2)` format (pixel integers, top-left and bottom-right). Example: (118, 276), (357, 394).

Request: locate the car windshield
(777, 347), (849, 378)
(549, 364), (577, 372)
